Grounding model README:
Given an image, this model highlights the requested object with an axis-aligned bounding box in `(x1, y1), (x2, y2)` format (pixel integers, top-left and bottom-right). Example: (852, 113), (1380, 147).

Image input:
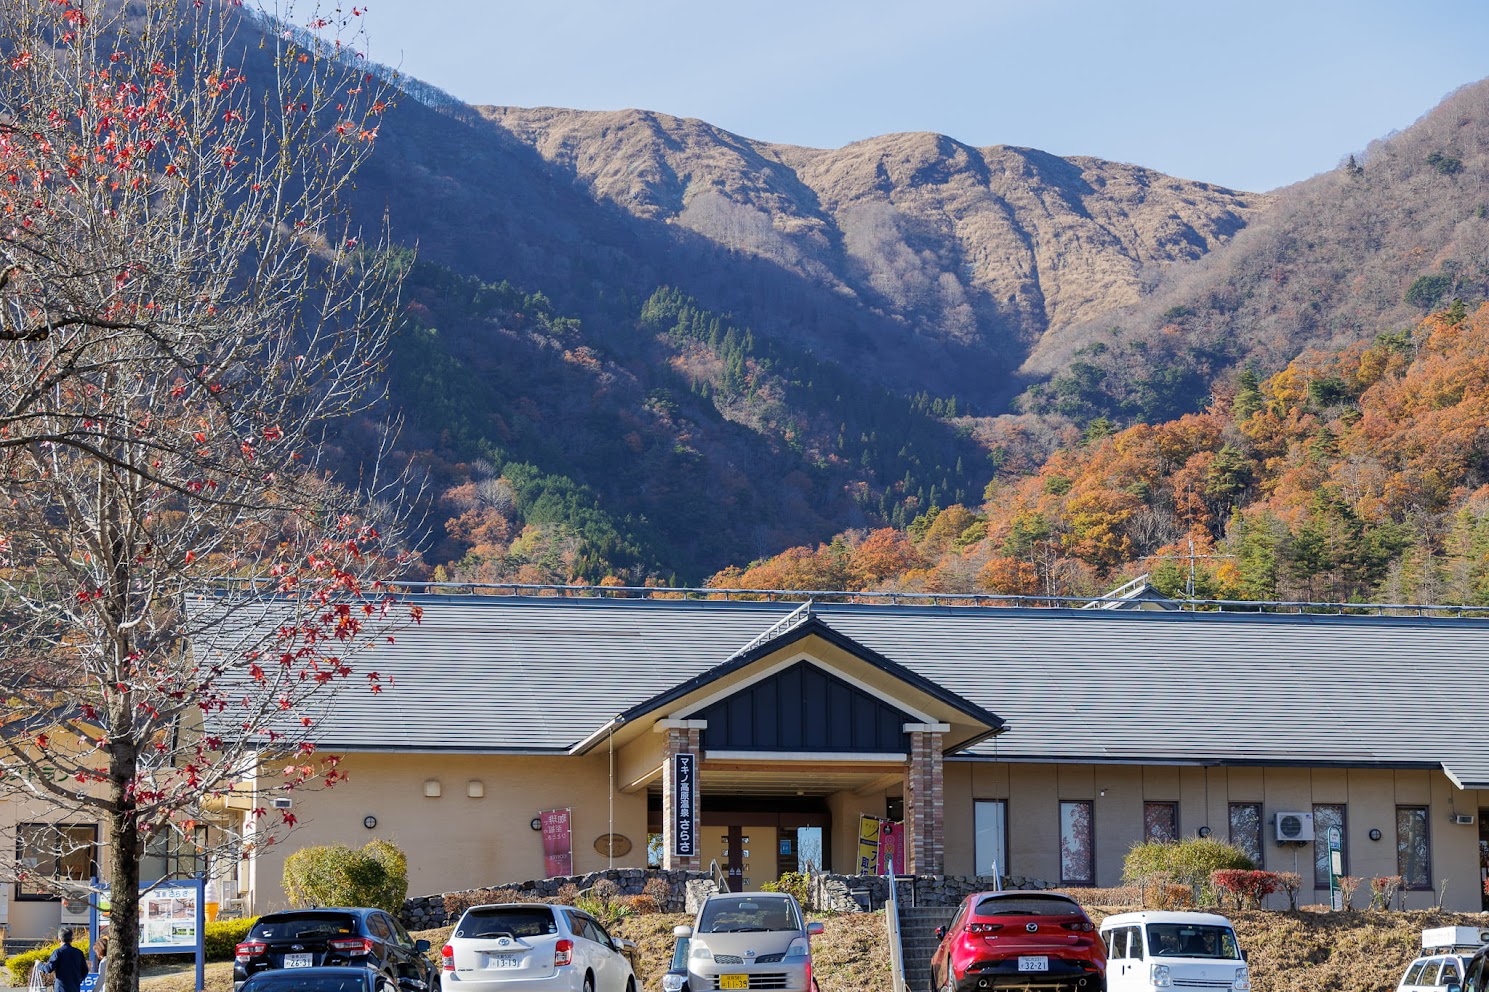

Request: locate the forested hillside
(708, 303), (1489, 606)
(1019, 79), (1489, 422)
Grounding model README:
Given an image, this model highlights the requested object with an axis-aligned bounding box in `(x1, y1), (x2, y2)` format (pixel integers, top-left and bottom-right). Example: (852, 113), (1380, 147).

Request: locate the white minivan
(1100, 910), (1250, 992)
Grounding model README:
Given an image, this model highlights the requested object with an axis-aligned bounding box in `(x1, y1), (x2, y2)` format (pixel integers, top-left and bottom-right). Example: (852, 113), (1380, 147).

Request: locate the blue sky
(345, 0), (1489, 192)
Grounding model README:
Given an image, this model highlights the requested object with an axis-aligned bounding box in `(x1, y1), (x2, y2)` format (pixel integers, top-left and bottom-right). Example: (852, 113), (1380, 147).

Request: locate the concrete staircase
(898, 904), (956, 992)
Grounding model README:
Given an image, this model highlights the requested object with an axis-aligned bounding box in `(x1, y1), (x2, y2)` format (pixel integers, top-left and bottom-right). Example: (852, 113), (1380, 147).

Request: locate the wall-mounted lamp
(424, 779), (442, 798)
(1099, 789), (1107, 797)
(467, 780), (485, 799)
(363, 815), (378, 830)
(1368, 828), (1383, 841)
(1197, 826), (1212, 838)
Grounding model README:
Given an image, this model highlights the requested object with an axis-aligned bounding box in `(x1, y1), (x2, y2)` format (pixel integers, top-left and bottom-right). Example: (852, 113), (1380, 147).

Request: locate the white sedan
(440, 903), (639, 992)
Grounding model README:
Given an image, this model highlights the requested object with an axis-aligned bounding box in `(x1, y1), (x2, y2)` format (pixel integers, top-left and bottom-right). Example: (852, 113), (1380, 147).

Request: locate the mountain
(715, 302), (1489, 609)
(1019, 79), (1489, 422)
(480, 106), (1265, 400)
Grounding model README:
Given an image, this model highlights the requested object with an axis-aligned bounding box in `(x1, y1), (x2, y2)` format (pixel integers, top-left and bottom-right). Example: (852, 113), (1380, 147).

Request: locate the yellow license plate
(720, 977), (749, 990)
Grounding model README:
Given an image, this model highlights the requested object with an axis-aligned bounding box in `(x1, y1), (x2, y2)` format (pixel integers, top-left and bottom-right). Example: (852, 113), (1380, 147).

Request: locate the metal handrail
(709, 858), (729, 894)
(885, 859), (908, 992)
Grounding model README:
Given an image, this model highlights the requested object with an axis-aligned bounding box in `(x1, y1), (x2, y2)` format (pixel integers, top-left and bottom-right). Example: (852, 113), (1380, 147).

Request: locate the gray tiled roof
(202, 595), (1489, 788)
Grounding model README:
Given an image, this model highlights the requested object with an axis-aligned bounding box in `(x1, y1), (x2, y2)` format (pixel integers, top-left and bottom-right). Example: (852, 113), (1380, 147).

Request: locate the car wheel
(582, 973), (595, 992)
(626, 979), (636, 992)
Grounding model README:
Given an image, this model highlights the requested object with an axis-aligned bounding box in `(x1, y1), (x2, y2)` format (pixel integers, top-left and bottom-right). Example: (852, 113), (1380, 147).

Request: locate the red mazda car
(929, 891), (1106, 992)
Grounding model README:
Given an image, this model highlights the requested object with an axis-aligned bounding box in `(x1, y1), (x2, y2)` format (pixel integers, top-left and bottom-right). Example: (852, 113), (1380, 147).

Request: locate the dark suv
(234, 908), (439, 992)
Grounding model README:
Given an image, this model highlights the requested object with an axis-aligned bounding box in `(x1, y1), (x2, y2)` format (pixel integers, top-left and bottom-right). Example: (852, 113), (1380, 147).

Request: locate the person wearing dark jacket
(41, 929), (89, 992)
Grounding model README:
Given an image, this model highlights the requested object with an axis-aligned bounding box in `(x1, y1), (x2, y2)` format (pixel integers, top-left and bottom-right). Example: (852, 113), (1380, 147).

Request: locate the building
(230, 592), (1489, 914)
(7, 589), (1489, 940)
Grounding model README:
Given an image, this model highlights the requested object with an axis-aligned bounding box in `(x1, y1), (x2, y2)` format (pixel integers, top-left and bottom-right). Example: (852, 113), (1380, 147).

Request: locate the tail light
(235, 941), (267, 963)
(1064, 921), (1096, 932)
(329, 937), (375, 955)
(966, 923), (1003, 934)
(554, 939), (574, 967)
(441, 945), (454, 972)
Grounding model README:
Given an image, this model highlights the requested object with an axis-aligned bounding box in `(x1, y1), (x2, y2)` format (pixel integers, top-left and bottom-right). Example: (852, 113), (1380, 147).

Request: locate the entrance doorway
(698, 825), (827, 891)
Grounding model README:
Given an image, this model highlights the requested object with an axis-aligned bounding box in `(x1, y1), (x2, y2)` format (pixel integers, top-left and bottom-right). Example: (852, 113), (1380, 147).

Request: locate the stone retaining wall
(401, 868), (711, 929)
(811, 873), (1053, 913)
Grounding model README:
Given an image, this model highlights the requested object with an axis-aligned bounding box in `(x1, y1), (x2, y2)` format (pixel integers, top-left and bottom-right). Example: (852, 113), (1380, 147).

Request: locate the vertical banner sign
(878, 820), (905, 876)
(539, 808), (573, 877)
(856, 815), (881, 874)
(673, 752), (698, 857)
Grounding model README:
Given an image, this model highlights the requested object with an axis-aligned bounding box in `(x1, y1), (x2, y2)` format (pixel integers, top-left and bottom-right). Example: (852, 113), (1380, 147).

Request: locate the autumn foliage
(706, 303), (1489, 606)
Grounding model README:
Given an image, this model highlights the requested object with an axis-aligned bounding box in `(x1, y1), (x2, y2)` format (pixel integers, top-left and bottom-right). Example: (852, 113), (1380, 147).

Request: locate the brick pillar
(904, 724), (948, 875)
(659, 723), (703, 871)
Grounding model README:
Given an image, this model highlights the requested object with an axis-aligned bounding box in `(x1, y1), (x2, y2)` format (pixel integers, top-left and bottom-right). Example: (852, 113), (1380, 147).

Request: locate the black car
(240, 967), (402, 992)
(1453, 946), (1489, 992)
(234, 909), (439, 992)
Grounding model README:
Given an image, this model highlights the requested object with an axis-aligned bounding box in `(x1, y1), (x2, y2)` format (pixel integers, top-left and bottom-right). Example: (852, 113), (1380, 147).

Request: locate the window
(15, 823), (97, 900)
(1144, 802), (1178, 843)
(1313, 804), (1347, 888)
(1228, 803), (1263, 866)
(1059, 800), (1094, 885)
(1126, 926), (1145, 960)
(974, 800), (1008, 878)
(1403, 961), (1426, 986)
(1397, 806), (1431, 890)
(1105, 929), (1127, 959)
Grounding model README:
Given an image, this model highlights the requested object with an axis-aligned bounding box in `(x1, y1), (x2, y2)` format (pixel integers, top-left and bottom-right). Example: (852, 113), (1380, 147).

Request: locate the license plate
(284, 954), (313, 969)
(486, 955), (520, 969)
(1017, 956), (1049, 972)
(720, 976), (749, 990)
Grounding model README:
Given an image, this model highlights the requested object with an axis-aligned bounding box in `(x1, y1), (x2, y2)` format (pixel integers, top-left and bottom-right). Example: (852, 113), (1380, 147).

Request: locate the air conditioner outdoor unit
(1452, 813), (1477, 825)
(1275, 811), (1315, 842)
(270, 796), (293, 810)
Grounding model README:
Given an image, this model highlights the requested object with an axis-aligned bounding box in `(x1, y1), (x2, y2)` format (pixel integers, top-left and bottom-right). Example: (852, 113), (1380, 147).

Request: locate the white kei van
(1100, 910), (1250, 992)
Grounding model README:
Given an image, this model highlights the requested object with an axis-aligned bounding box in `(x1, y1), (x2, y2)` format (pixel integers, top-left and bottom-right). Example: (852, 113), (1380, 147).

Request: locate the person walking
(41, 929), (88, 992)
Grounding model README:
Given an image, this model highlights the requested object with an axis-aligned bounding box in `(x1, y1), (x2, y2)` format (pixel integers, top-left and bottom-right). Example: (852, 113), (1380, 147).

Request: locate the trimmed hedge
(284, 839), (409, 914)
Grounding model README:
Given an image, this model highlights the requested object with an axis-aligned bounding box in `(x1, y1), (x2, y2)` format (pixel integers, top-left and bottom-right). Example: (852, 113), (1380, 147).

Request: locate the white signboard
(139, 883), (199, 951)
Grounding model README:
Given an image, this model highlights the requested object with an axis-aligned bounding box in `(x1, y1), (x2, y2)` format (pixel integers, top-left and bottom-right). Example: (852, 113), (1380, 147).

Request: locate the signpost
(672, 752), (697, 858)
(1327, 826), (1343, 911)
(89, 875), (207, 991)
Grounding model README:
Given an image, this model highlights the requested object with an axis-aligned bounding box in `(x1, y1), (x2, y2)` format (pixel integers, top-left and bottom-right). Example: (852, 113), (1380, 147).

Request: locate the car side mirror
(414, 939), (431, 954)
(935, 926), (947, 940)
(612, 937), (637, 951)
(805, 922), (825, 937)
(1241, 950), (1249, 961)
(674, 925), (694, 939)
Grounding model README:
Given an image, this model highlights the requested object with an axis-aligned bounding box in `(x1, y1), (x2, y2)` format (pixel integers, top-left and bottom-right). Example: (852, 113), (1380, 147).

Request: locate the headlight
(785, 937), (810, 959)
(1234, 967), (1250, 991)
(1150, 964), (1172, 988)
(661, 975), (687, 992)
(689, 941), (713, 962)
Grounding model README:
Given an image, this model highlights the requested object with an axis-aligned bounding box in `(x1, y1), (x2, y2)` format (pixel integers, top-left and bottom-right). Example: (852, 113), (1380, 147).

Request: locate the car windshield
(252, 914), (359, 940)
(973, 895), (1083, 917)
(456, 907), (558, 939)
(240, 974), (370, 992)
(1146, 924), (1241, 959)
(699, 896), (800, 933)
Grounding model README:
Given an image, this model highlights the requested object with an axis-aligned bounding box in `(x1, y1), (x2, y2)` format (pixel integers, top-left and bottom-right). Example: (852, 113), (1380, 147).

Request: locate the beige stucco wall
(246, 752), (648, 914)
(943, 761), (1488, 912)
(239, 751), (1488, 915)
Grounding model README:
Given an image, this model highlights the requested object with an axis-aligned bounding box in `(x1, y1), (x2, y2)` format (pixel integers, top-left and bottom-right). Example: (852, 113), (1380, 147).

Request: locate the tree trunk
(105, 741), (140, 992)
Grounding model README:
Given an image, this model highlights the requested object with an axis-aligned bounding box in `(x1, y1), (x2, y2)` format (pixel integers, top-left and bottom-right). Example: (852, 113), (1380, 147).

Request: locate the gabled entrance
(580, 602), (1004, 880)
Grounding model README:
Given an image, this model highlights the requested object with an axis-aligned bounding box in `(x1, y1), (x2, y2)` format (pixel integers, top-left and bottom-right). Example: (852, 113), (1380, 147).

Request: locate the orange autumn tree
(0, 3), (413, 989)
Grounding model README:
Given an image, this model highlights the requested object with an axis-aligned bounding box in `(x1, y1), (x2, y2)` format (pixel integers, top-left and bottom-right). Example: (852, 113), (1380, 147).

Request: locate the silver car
(675, 892), (823, 992)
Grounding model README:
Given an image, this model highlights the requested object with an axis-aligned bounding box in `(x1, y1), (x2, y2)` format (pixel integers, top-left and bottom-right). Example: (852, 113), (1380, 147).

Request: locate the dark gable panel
(692, 661), (913, 753)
